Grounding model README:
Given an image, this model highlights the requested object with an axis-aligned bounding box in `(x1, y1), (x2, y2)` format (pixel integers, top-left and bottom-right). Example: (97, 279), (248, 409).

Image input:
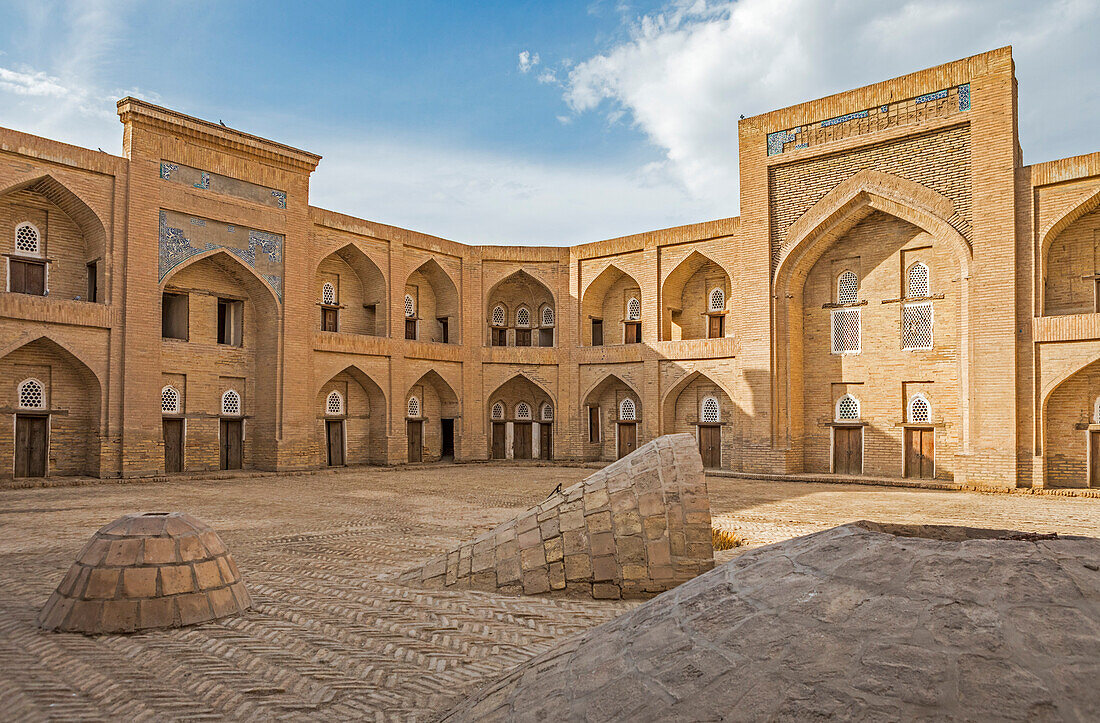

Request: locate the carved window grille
(708, 288), (725, 312)
(541, 306), (554, 327)
(541, 403), (553, 421)
(15, 223), (40, 254)
(626, 297), (641, 320)
(161, 386), (181, 414)
(907, 262), (930, 298)
(701, 396), (720, 424)
(516, 307), (530, 328)
(515, 402), (532, 420)
(407, 396), (420, 418)
(903, 302), (933, 350)
(18, 378), (45, 409)
(836, 394), (860, 421)
(492, 305), (506, 327)
(837, 271), (858, 304)
(404, 294), (415, 318)
(321, 282), (336, 306)
(619, 398), (636, 421)
(221, 390), (241, 416)
(908, 395), (930, 424)
(491, 402), (504, 420)
(831, 308), (861, 353)
(326, 390), (344, 416)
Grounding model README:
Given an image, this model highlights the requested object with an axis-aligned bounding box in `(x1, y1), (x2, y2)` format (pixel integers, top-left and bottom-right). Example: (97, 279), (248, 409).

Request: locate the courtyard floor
(0, 465), (1097, 721)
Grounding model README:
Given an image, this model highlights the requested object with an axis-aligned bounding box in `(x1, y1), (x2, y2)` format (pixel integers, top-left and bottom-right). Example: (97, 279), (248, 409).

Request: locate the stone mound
(38, 512), (252, 634)
(444, 521), (1100, 721)
(398, 433), (713, 599)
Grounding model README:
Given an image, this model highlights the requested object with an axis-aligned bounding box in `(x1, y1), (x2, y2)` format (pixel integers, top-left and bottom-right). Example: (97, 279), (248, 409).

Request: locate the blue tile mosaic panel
(159, 161), (287, 209)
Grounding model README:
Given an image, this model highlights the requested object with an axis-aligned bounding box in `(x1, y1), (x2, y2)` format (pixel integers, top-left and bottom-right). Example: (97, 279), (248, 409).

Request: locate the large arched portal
(660, 251), (731, 341)
(316, 366), (388, 467)
(582, 374), (642, 461)
(486, 375), (554, 460)
(404, 258), (460, 344)
(580, 264), (642, 346)
(1042, 198), (1100, 316)
(485, 270), (556, 347)
(661, 370), (735, 469)
(405, 370), (460, 462)
(1042, 356), (1100, 488)
(315, 243), (388, 335)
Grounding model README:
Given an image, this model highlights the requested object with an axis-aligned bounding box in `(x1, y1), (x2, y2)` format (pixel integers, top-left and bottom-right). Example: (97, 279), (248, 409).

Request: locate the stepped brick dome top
(38, 512), (251, 634)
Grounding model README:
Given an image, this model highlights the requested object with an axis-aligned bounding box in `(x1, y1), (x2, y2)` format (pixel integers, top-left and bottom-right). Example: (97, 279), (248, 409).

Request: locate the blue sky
(0, 1), (1097, 244)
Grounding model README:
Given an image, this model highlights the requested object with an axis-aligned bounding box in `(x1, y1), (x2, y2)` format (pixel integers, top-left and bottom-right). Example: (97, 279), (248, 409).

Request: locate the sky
(0, 0), (1096, 245)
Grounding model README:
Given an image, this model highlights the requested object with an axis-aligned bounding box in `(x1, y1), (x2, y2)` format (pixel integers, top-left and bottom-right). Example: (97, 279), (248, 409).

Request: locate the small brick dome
(37, 512), (252, 634)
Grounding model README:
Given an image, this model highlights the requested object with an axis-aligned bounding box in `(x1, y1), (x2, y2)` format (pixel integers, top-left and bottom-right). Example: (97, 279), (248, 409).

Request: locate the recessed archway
(315, 243), (388, 336)
(660, 251), (731, 341)
(316, 365), (388, 466)
(406, 370), (461, 462)
(485, 270), (556, 347)
(486, 374), (554, 460)
(405, 258), (460, 344)
(580, 263), (642, 346)
(582, 373), (643, 462)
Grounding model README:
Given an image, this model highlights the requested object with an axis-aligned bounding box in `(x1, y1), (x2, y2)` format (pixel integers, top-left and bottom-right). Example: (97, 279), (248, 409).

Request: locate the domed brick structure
(37, 512), (252, 634)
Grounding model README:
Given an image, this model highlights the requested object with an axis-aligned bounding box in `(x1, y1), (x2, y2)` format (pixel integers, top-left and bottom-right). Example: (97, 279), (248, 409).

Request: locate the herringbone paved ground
(1, 466), (1097, 722)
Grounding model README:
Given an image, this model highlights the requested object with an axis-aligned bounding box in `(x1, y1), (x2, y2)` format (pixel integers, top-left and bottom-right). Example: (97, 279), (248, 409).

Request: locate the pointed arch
(580, 372), (643, 408)
(315, 241), (388, 335)
(488, 372), (555, 404)
(406, 257), (460, 343)
(486, 269), (556, 313)
(315, 363), (388, 465)
(660, 250), (732, 341)
(0, 173), (108, 258)
(581, 263), (642, 346)
(160, 248), (281, 314)
(408, 369), (460, 419)
(660, 369), (738, 433)
(1039, 184), (1100, 316)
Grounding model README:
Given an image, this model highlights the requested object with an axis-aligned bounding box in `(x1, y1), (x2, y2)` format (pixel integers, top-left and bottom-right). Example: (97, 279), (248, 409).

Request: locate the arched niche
(315, 243), (388, 336)
(485, 270), (556, 347)
(660, 251), (731, 340)
(316, 365), (388, 465)
(406, 370), (461, 462)
(582, 373), (642, 462)
(661, 370), (736, 469)
(405, 258), (460, 343)
(486, 374), (554, 460)
(1041, 196), (1100, 317)
(580, 264), (641, 346)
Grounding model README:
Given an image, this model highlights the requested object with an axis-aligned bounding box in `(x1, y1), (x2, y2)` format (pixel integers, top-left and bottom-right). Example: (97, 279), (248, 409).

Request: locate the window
(221, 390), (242, 416)
(407, 396), (420, 418)
(902, 302), (933, 350)
(624, 322), (641, 344)
(515, 402), (532, 420)
(836, 394), (860, 421)
(709, 288), (725, 312)
(438, 317), (449, 344)
(321, 282), (336, 306)
(908, 394), (930, 424)
(541, 307), (554, 327)
(701, 397), (720, 424)
(404, 294), (416, 318)
(491, 327), (507, 346)
(831, 308), (861, 353)
(516, 307), (530, 328)
(14, 223), (40, 254)
(619, 398), (636, 421)
(626, 297), (641, 320)
(491, 402), (504, 420)
(907, 262), (930, 298)
(591, 319), (604, 346)
(9, 258), (46, 295)
(837, 271), (858, 304)
(539, 327), (554, 347)
(491, 305), (506, 326)
(162, 292), (189, 340)
(86, 262), (98, 302)
(588, 406), (601, 442)
(708, 315), (724, 339)
(541, 403), (554, 421)
(217, 299), (243, 346)
(515, 328), (532, 346)
(161, 386), (181, 414)
(17, 378), (45, 409)
(321, 307), (338, 332)
(326, 390), (344, 416)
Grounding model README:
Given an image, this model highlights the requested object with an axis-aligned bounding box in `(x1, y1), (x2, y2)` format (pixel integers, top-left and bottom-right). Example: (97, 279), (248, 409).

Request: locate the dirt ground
(0, 465), (1096, 721)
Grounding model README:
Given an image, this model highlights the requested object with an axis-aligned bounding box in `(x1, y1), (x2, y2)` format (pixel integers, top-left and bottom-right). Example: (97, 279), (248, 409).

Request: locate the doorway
(15, 415), (47, 478)
(220, 419), (243, 470)
(832, 426), (863, 475)
(617, 422), (637, 459)
(904, 427), (934, 479)
(441, 418), (455, 459)
(514, 422), (532, 459)
(407, 420), (423, 462)
(163, 418), (184, 473)
(491, 422), (506, 459)
(1092, 430), (1100, 486)
(326, 420), (345, 466)
(540, 423), (552, 460)
(698, 425), (721, 469)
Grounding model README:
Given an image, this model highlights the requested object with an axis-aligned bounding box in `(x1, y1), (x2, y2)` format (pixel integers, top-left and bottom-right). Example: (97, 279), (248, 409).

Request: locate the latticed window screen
(404, 295), (415, 317)
(907, 263), (930, 298)
(326, 390), (344, 416)
(837, 271), (858, 304)
(516, 307), (530, 327)
(831, 308), (861, 353)
(18, 379), (44, 409)
(903, 302), (933, 350)
(161, 386), (180, 414)
(619, 398), (636, 421)
(221, 390), (241, 416)
(908, 395), (930, 423)
(492, 305), (506, 326)
(541, 403), (553, 421)
(542, 307), (554, 327)
(321, 282), (336, 305)
(626, 298), (641, 320)
(836, 395), (860, 421)
(701, 397), (720, 423)
(491, 402), (504, 420)
(407, 396), (420, 418)
(515, 402), (532, 420)
(709, 288), (725, 312)
(15, 223), (40, 254)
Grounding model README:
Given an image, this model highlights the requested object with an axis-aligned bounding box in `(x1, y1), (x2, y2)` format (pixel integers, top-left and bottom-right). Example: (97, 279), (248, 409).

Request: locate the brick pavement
(0, 466), (1097, 721)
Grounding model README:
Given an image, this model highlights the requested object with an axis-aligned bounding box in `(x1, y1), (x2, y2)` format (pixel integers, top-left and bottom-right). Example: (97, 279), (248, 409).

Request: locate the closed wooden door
(491, 422), (506, 459)
(905, 428), (935, 479)
(698, 425), (721, 468)
(220, 419), (243, 470)
(833, 426), (862, 475)
(326, 420), (345, 466)
(617, 423), (637, 459)
(321, 307), (338, 331)
(163, 419), (184, 473)
(15, 415), (47, 477)
(708, 315), (724, 339)
(407, 420), (422, 462)
(540, 424), (552, 460)
(1091, 431), (1100, 486)
(514, 422), (532, 459)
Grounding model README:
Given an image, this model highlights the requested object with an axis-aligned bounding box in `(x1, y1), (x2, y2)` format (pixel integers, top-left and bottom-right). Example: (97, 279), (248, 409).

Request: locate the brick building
(1, 47), (1098, 488)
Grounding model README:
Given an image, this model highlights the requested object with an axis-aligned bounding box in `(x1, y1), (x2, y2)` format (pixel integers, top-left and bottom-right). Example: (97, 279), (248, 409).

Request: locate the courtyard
(0, 465), (1097, 721)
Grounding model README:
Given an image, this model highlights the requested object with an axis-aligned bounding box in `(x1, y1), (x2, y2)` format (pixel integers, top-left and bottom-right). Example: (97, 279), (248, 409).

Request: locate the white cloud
(562, 0), (1100, 212)
(517, 50), (540, 73)
(0, 67), (69, 97)
(537, 69), (558, 85)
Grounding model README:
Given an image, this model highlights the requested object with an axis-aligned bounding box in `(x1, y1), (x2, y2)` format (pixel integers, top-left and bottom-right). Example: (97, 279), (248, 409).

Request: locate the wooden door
(1091, 431), (1100, 486)
(540, 423), (552, 460)
(698, 425), (721, 468)
(220, 419), (243, 470)
(491, 422), (506, 459)
(708, 315), (724, 339)
(407, 420), (422, 462)
(15, 415), (47, 478)
(321, 307), (338, 331)
(833, 426), (862, 475)
(326, 420), (345, 466)
(163, 419), (183, 473)
(514, 422), (532, 459)
(617, 422), (637, 459)
(905, 428), (935, 479)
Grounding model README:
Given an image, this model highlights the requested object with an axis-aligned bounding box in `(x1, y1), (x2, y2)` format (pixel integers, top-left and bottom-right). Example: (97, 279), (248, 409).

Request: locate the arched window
(626, 297), (641, 321)
(619, 398), (636, 421)
(541, 403), (554, 421)
(907, 262), (930, 298)
(491, 401), (504, 420)
(515, 402), (532, 420)
(14, 222), (41, 255)
(321, 282), (336, 306)
(908, 394), (930, 424)
(221, 390), (242, 416)
(701, 396), (720, 424)
(17, 378), (45, 409)
(161, 386), (181, 414)
(541, 306), (555, 327)
(708, 288), (725, 312)
(835, 394), (860, 421)
(407, 396), (420, 418)
(516, 307), (531, 328)
(491, 305), (506, 327)
(837, 271), (858, 305)
(404, 294), (416, 318)
(326, 390), (344, 416)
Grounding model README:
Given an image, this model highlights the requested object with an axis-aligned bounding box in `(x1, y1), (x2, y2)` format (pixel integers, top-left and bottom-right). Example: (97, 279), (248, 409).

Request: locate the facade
(1, 46), (1098, 488)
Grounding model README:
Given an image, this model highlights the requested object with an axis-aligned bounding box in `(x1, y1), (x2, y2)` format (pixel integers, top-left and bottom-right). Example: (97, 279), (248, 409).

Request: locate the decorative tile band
(159, 161), (287, 210)
(159, 209), (284, 300)
(767, 83), (972, 157)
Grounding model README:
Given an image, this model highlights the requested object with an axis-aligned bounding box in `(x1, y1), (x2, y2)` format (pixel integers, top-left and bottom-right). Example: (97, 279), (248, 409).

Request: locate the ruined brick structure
(1, 47), (1098, 488)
